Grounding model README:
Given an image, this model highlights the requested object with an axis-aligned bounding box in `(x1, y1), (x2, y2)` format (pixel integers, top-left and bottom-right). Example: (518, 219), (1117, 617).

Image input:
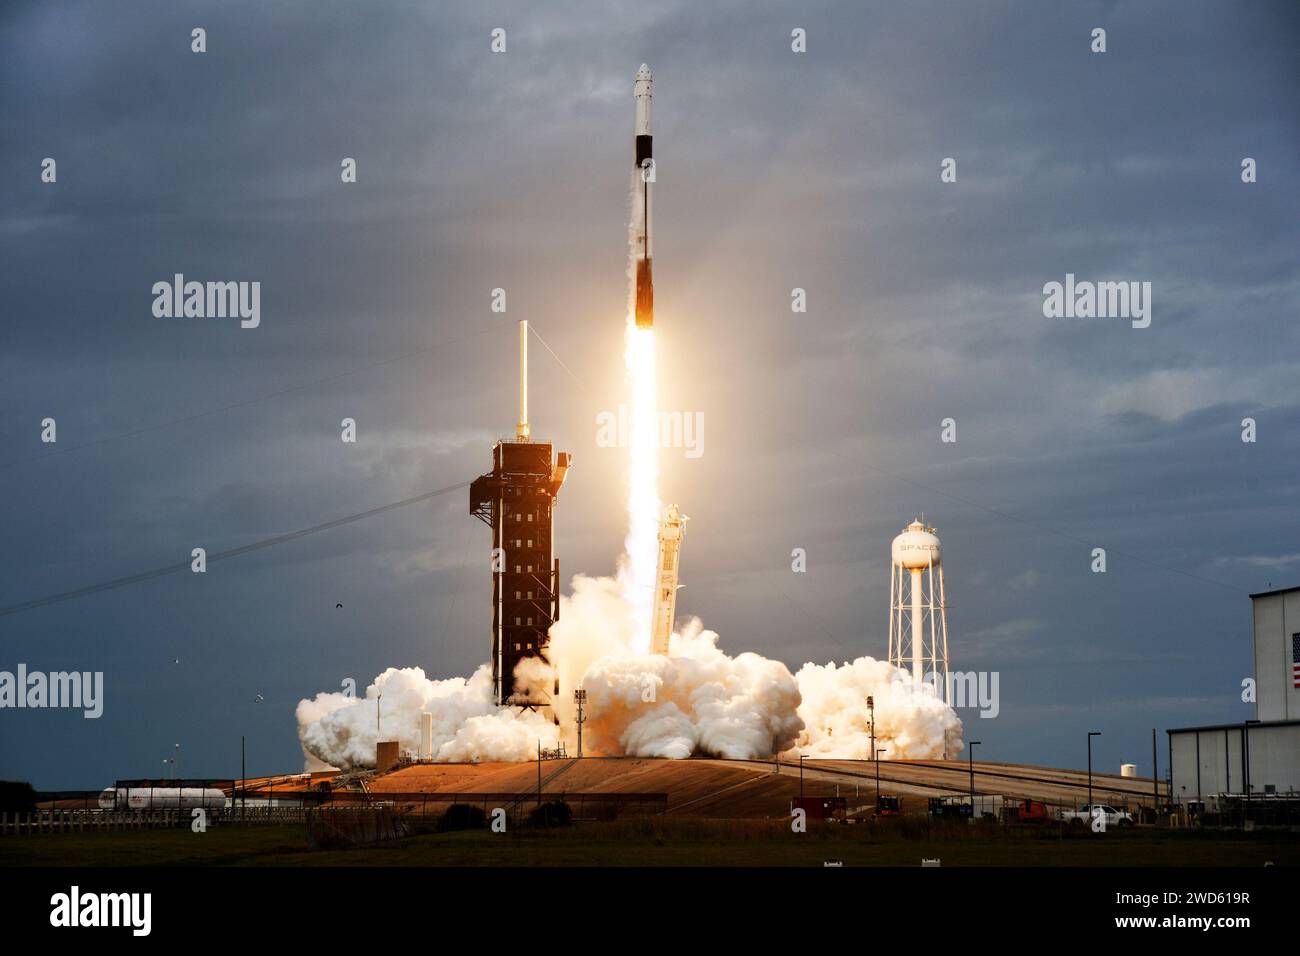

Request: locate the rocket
(633, 64), (654, 328)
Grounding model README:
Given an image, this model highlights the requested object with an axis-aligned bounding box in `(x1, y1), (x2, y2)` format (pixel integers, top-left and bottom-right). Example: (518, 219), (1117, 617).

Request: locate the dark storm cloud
(1, 0), (1297, 786)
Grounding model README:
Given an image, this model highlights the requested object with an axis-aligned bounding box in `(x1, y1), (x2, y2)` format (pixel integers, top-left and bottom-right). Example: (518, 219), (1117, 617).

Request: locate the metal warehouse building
(1168, 586), (1300, 808)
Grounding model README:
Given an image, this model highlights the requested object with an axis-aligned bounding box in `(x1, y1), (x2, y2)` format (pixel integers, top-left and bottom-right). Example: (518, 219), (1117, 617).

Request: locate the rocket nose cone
(636, 63), (652, 81)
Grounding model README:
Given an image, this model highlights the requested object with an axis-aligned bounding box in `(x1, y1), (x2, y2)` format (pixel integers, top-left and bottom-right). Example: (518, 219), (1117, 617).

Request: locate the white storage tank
(891, 521), (942, 569)
(1120, 763), (1137, 778)
(98, 787), (229, 810)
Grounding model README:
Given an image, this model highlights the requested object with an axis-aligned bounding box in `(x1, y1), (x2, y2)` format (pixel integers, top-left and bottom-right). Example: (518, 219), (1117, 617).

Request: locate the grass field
(2, 820), (1296, 867)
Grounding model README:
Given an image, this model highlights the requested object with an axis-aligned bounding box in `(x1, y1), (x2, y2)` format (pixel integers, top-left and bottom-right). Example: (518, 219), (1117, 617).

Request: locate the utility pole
(574, 688), (587, 758)
(969, 740), (981, 815)
(241, 735), (246, 824)
(1244, 720), (1258, 830)
(1151, 728), (1159, 821)
(537, 739), (543, 808)
(377, 693), (382, 733)
(1088, 731), (1101, 820)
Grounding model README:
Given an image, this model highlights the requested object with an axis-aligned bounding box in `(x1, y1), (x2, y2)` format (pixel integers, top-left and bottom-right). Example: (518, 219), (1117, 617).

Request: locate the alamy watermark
(892, 669), (1000, 719)
(0, 664), (103, 718)
(152, 274), (260, 329)
(50, 885), (150, 936)
(1042, 274), (1151, 329)
(596, 404), (704, 459)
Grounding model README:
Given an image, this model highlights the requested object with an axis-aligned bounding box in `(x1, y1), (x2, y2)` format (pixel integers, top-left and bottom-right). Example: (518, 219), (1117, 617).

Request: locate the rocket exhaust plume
(293, 64), (964, 770)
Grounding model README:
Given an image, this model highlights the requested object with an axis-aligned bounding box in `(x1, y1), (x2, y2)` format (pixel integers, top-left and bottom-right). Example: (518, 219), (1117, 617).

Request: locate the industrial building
(469, 321), (571, 707)
(1168, 586), (1300, 809)
(1250, 584), (1300, 721)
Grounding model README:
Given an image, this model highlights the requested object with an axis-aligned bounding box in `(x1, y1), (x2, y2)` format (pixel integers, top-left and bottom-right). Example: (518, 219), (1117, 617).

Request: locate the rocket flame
(618, 156), (662, 654)
(619, 322), (660, 653)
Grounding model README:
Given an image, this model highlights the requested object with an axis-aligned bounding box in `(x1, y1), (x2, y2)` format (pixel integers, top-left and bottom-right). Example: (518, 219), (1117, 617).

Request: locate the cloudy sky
(2, 0), (1297, 789)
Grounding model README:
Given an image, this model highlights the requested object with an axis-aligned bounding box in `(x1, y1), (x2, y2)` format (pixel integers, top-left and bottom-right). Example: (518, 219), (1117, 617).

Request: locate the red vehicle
(791, 796), (847, 820)
(1001, 798), (1051, 825)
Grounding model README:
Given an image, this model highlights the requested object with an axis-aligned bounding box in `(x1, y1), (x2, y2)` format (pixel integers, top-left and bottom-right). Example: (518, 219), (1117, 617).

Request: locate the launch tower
(470, 321), (571, 707)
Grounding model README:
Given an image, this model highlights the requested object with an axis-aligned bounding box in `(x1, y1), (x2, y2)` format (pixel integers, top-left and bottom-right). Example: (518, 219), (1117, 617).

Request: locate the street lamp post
(969, 740), (981, 816)
(867, 695), (875, 760)
(1244, 720), (1259, 830)
(1087, 731), (1102, 819)
(799, 754), (807, 801)
(875, 749), (886, 801)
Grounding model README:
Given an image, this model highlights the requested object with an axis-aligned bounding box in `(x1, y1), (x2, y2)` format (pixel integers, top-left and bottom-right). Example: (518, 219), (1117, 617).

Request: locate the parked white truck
(1059, 804), (1135, 828)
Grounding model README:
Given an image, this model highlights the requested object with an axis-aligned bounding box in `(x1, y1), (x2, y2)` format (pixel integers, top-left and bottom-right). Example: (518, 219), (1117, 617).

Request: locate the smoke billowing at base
(295, 574), (964, 770)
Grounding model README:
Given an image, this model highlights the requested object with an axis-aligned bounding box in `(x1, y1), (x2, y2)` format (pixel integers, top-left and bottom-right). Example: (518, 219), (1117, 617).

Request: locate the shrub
(528, 800), (573, 828)
(439, 803), (488, 832)
(0, 781), (38, 814)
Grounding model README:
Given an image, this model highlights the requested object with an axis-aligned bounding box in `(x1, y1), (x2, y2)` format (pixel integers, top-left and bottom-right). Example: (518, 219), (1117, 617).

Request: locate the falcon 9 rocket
(633, 64), (654, 329)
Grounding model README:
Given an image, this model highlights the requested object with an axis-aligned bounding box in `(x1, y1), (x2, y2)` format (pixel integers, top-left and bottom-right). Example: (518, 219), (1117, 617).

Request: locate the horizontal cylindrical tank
(1120, 763), (1137, 778)
(891, 520), (941, 569)
(98, 787), (229, 810)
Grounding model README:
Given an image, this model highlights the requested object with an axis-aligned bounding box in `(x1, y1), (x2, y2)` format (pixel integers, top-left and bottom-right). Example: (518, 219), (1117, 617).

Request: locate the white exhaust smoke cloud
(296, 664), (559, 769)
(549, 576), (804, 759)
(790, 657), (964, 760)
(296, 574), (962, 770)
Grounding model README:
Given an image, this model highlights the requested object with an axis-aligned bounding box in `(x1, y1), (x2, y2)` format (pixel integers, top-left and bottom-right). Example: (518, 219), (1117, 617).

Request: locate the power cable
(0, 480), (470, 618)
(2, 319), (516, 470)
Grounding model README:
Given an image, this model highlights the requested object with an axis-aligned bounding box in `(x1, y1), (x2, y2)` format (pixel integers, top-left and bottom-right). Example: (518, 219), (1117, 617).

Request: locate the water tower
(887, 518), (951, 702)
